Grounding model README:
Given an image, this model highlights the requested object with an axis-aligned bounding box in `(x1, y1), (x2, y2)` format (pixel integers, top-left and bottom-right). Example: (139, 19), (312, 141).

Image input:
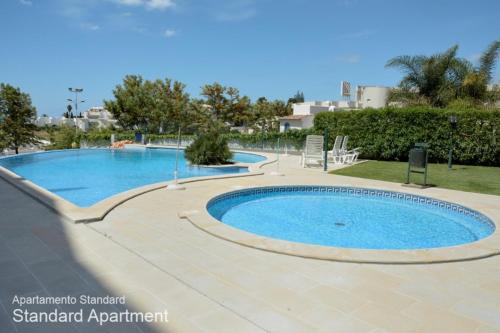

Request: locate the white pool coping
(183, 183), (500, 264)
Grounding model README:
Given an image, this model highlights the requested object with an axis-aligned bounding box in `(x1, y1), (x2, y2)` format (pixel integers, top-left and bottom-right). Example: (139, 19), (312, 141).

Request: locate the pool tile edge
(184, 184), (500, 264)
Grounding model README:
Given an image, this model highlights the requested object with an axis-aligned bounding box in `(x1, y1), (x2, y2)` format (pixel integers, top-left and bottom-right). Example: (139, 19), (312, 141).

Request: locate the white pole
(167, 126), (186, 190)
(270, 137), (284, 176)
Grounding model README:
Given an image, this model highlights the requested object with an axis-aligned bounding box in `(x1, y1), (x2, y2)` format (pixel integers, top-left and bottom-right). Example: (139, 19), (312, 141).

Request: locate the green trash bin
(406, 143), (429, 185)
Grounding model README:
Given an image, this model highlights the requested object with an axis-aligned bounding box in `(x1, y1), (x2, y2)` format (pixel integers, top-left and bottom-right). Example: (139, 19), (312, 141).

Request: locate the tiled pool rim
(184, 185), (500, 264)
(0, 147), (274, 223)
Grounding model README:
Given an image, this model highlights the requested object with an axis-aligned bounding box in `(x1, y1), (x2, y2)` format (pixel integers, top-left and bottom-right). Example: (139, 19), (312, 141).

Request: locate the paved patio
(1, 154), (500, 332)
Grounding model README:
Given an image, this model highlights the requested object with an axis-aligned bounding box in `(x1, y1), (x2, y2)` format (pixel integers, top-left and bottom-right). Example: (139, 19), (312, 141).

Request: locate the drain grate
(334, 222), (346, 227)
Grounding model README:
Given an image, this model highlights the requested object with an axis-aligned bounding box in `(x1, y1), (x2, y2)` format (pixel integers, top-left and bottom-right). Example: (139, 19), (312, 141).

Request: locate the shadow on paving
(0, 179), (166, 333)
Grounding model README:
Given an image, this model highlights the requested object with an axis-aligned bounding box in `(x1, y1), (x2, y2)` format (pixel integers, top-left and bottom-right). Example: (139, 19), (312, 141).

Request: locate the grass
(331, 161), (500, 196)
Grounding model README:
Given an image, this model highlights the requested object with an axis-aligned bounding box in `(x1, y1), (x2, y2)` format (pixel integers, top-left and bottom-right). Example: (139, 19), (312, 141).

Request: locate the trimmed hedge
(81, 129), (314, 150)
(314, 107), (499, 166)
(224, 129), (314, 150)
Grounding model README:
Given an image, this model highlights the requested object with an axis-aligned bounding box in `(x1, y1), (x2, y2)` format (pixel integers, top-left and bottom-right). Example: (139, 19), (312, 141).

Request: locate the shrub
(314, 107), (500, 166)
(47, 126), (82, 150)
(185, 128), (233, 165)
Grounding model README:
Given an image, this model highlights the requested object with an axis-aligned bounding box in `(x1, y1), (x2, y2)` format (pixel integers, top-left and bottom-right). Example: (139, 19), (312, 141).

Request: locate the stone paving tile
(352, 302), (424, 333)
(5, 234), (61, 265)
(191, 309), (266, 333)
(298, 304), (377, 332)
(2, 155), (500, 332)
(0, 272), (44, 302)
(27, 259), (91, 296)
(452, 299), (500, 329)
(479, 279), (500, 297)
(0, 257), (31, 279)
(210, 300), (315, 333)
(230, 254), (320, 294)
(477, 325), (500, 333)
(302, 285), (368, 313)
(395, 278), (462, 308)
(401, 301), (480, 333)
(348, 283), (417, 311)
(196, 261), (322, 317)
(0, 300), (17, 333)
(0, 241), (16, 260)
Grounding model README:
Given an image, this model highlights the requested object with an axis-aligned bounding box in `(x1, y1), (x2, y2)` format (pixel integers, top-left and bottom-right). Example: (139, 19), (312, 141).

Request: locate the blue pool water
(0, 148), (265, 207)
(207, 186), (495, 250)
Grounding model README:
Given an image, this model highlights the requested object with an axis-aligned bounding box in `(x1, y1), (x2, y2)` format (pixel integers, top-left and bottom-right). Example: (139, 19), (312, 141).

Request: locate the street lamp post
(448, 115), (457, 169)
(68, 88), (84, 116)
(68, 88), (84, 147)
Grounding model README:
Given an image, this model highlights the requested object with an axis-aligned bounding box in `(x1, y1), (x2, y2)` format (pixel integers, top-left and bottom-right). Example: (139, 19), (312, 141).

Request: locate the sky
(1, 0), (499, 117)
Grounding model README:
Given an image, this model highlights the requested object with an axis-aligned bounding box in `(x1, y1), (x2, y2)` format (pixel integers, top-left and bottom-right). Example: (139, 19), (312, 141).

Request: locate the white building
(278, 85), (390, 132)
(34, 107), (118, 132)
(33, 116), (58, 127)
(356, 85), (390, 109)
(279, 115), (315, 132)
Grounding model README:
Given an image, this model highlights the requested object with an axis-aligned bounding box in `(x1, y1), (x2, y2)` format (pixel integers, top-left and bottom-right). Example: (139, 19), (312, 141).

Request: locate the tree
(252, 97), (282, 132)
(478, 40), (500, 82)
(49, 125), (81, 150)
(201, 82), (227, 120)
(104, 75), (190, 133)
(200, 83), (252, 127)
(386, 40), (500, 107)
(0, 83), (37, 154)
(287, 90), (305, 105)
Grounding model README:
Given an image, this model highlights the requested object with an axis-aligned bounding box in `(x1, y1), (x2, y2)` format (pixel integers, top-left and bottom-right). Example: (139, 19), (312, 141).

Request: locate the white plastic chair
(301, 135), (324, 167)
(341, 136), (361, 164)
(344, 148), (361, 164)
(329, 135), (345, 164)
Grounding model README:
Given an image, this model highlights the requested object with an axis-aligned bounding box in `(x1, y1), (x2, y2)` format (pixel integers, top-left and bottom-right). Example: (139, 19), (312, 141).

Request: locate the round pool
(207, 186), (495, 250)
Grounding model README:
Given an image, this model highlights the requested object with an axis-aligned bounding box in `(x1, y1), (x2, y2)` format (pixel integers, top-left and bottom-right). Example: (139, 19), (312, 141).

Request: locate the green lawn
(331, 161), (500, 196)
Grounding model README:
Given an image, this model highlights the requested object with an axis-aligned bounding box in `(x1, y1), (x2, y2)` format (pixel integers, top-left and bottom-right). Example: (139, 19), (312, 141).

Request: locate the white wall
(356, 86), (389, 108)
(279, 116), (314, 132)
(292, 103), (330, 115)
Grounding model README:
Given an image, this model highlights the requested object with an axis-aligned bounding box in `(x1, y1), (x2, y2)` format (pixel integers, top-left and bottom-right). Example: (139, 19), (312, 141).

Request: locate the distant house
(34, 106), (118, 132)
(278, 85), (390, 132)
(279, 115), (314, 132)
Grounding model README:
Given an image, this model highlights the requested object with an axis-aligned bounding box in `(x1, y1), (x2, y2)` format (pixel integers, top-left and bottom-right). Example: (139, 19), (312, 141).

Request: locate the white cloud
(337, 29), (375, 40)
(116, 0), (143, 5)
(19, 0), (32, 5)
(163, 29), (176, 38)
(81, 22), (100, 30)
(337, 54), (361, 64)
(213, 0), (257, 22)
(115, 0), (175, 10)
(147, 0), (175, 10)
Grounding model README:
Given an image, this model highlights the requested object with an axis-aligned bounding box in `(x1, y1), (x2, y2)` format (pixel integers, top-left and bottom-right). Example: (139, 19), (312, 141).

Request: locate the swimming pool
(0, 148), (266, 207)
(207, 186), (495, 250)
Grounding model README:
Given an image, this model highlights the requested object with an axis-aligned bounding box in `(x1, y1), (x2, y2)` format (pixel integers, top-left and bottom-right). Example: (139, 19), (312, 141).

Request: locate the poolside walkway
(1, 154), (500, 332)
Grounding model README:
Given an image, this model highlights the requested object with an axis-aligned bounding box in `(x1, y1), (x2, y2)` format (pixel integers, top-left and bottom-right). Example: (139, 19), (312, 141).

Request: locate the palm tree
(460, 41), (500, 100)
(386, 41), (500, 107)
